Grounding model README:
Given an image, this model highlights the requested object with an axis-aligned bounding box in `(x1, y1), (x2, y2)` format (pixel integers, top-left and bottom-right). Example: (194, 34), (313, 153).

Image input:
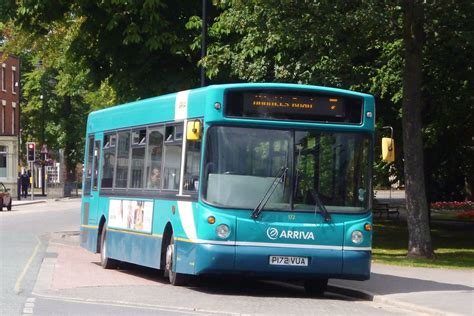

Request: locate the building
(0, 52), (20, 196)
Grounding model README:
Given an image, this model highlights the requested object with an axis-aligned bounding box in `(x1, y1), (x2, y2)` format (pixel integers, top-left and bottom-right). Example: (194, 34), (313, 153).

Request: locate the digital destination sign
(225, 89), (363, 124)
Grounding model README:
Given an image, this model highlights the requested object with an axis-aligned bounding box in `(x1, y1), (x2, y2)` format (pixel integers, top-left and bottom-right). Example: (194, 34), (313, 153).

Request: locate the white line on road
(14, 236), (42, 294)
(32, 293), (239, 315)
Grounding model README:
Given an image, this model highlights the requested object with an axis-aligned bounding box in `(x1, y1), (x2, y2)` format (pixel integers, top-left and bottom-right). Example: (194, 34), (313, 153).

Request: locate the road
(1, 200), (417, 315)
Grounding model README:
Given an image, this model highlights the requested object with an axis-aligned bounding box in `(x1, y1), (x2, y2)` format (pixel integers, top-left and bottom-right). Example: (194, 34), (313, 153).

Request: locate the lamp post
(201, 0), (208, 87)
(40, 94), (46, 196)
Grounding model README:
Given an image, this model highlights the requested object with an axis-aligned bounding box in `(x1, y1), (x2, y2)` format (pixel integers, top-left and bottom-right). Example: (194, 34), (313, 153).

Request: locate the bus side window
(130, 129), (146, 189)
(92, 140), (101, 190)
(115, 131), (131, 188)
(146, 127), (164, 189)
(84, 136), (94, 195)
(184, 139), (202, 192)
(102, 133), (116, 189)
(163, 125), (182, 190)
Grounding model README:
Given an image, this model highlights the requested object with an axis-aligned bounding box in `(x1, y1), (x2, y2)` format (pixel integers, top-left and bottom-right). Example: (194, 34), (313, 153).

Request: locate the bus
(80, 83), (374, 295)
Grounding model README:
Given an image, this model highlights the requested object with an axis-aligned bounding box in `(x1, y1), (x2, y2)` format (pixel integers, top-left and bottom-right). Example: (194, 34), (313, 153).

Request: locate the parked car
(0, 182), (12, 211)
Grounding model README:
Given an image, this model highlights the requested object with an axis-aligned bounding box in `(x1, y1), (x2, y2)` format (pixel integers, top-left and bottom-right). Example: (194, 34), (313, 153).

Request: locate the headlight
(351, 230), (363, 244)
(216, 224), (231, 239)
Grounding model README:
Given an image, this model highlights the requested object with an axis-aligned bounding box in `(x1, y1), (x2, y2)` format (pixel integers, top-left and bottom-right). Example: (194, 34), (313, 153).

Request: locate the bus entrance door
(82, 135), (102, 226)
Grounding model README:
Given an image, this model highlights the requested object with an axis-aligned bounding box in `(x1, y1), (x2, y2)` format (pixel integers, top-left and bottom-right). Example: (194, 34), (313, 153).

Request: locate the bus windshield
(203, 126), (370, 213)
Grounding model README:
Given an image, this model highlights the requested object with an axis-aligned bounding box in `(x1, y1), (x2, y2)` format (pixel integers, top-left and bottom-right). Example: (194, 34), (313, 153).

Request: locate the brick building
(0, 52), (20, 195)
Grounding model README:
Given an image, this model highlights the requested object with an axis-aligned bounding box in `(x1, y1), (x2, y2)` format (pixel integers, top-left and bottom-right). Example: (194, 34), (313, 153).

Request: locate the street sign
(40, 144), (48, 154)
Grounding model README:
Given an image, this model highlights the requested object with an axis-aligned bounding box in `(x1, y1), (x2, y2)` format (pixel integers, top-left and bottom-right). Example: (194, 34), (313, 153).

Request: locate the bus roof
(86, 83), (374, 134)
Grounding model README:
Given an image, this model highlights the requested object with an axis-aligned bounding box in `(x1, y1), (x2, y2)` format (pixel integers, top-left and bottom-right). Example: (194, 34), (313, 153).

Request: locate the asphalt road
(1, 200), (418, 315)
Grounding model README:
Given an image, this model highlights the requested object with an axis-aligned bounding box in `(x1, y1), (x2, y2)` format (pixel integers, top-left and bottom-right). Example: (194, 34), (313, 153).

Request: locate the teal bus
(80, 83), (374, 295)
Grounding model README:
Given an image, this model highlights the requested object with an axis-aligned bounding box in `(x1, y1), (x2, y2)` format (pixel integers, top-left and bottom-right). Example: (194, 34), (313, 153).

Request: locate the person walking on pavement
(20, 171), (30, 198)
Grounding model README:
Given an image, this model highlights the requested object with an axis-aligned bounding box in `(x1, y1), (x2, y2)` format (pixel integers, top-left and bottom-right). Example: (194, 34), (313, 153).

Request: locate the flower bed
(430, 201), (474, 211)
(430, 201), (474, 221)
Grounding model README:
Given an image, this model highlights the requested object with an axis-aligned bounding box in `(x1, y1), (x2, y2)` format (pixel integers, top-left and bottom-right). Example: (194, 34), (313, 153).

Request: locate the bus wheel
(304, 279), (328, 297)
(100, 227), (118, 269)
(165, 234), (190, 286)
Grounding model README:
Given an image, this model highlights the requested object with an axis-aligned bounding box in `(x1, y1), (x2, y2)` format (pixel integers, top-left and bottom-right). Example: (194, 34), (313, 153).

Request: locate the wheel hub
(165, 244), (173, 271)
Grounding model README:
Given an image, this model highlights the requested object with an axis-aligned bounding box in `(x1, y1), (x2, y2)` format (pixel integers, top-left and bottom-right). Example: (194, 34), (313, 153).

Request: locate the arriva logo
(266, 227), (315, 240)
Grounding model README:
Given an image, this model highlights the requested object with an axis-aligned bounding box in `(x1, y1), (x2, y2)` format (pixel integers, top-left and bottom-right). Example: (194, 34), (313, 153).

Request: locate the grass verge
(372, 219), (474, 269)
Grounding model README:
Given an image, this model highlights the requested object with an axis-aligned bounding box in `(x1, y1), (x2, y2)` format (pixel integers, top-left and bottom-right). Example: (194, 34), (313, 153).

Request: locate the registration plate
(269, 256), (308, 266)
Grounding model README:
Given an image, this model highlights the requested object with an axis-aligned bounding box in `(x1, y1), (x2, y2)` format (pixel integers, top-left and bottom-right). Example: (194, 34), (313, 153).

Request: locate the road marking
(32, 294), (234, 315)
(14, 236), (42, 294)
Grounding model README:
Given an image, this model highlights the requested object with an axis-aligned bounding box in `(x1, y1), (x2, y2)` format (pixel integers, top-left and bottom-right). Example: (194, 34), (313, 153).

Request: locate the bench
(373, 202), (400, 219)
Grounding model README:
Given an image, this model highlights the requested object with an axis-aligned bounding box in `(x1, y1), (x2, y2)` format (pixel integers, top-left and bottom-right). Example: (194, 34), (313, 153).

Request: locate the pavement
(30, 231), (473, 316)
(12, 192), (474, 315)
(12, 198), (47, 207)
(330, 265), (474, 316)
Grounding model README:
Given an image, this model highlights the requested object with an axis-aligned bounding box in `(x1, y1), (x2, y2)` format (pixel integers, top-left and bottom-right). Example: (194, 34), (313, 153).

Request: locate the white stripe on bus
(174, 90), (190, 120)
(177, 239), (370, 251)
(177, 201), (197, 240)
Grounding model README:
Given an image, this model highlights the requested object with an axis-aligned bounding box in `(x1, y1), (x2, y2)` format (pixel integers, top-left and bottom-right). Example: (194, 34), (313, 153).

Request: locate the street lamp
(201, 0), (208, 87)
(40, 94), (46, 196)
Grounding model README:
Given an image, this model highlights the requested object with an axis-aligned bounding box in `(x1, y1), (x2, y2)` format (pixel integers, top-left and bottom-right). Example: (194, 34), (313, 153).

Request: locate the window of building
(1, 105), (4, 134)
(12, 67), (17, 94)
(1, 65), (5, 91)
(102, 133), (116, 188)
(11, 107), (15, 134)
(0, 146), (7, 178)
(146, 127), (164, 189)
(115, 131), (130, 188)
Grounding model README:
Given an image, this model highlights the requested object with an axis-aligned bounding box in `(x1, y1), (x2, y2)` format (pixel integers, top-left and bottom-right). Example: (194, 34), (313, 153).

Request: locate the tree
(14, 0), (202, 101)
(401, 0), (433, 258)
(2, 0), (203, 180)
(202, 0), (455, 259)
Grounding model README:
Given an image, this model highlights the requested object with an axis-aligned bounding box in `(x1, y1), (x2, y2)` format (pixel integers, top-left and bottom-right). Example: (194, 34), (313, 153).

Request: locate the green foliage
(14, 0), (202, 102)
(2, 0), (472, 200)
(204, 0), (473, 201)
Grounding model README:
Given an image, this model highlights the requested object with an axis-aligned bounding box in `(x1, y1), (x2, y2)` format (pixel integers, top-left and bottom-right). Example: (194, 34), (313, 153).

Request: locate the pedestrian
(21, 172), (30, 198)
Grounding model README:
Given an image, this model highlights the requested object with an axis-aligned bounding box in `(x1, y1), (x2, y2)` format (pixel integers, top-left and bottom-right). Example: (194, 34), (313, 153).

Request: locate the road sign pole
(30, 161), (34, 201)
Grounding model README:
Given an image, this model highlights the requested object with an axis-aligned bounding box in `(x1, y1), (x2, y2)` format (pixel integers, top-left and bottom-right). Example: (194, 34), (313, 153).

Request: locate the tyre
(7, 199), (12, 211)
(304, 279), (328, 297)
(100, 227), (118, 269)
(0, 198), (3, 212)
(165, 234), (191, 286)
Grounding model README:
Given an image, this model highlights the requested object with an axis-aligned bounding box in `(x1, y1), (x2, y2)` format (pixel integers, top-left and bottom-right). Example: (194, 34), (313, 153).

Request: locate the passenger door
(82, 135), (102, 225)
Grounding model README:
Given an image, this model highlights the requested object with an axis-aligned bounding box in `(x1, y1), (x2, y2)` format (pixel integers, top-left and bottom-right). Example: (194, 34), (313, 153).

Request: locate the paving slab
(330, 264), (474, 315)
(33, 231), (474, 315)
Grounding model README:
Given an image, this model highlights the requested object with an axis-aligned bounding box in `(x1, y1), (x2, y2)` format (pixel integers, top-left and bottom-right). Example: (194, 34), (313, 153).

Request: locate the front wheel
(304, 279), (328, 297)
(100, 227), (118, 269)
(7, 199), (12, 211)
(165, 234), (190, 286)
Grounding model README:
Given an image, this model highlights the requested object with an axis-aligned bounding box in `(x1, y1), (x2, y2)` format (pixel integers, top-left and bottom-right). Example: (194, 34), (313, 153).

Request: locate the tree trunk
(402, 0), (434, 259)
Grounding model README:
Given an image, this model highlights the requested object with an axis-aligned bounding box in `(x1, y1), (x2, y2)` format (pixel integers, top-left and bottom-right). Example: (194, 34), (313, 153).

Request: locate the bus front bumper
(176, 242), (371, 281)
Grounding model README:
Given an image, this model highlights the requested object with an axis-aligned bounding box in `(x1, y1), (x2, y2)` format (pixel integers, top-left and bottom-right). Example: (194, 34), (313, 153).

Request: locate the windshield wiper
(310, 189), (332, 223)
(251, 166), (288, 219)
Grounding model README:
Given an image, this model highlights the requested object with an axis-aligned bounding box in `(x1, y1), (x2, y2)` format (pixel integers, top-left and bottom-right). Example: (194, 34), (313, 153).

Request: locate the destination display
(225, 89), (363, 124)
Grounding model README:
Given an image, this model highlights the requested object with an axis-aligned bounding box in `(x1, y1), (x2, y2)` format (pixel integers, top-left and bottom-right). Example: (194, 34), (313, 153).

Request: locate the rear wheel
(165, 234), (190, 286)
(304, 279), (328, 297)
(0, 198), (3, 211)
(100, 227), (118, 269)
(7, 199), (12, 211)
